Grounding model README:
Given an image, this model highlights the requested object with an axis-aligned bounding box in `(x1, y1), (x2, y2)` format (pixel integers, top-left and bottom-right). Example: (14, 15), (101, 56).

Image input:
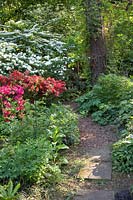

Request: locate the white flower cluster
(0, 28), (74, 79)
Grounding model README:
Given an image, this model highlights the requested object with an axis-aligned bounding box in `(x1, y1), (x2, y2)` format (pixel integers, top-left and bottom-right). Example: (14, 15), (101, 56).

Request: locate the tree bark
(90, 33), (106, 85)
(84, 0), (106, 85)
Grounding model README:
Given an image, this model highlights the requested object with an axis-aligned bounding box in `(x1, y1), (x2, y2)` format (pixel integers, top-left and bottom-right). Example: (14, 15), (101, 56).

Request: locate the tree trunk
(90, 33), (106, 85)
(84, 0), (106, 85)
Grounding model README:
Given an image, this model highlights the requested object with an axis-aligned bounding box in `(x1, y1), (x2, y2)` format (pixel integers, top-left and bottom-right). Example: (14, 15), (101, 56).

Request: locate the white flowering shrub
(0, 25), (74, 79)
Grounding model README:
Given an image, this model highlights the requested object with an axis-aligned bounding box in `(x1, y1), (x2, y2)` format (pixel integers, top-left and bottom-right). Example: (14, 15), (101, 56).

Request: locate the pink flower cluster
(6, 70), (66, 97)
(0, 70), (66, 120)
(0, 85), (25, 119)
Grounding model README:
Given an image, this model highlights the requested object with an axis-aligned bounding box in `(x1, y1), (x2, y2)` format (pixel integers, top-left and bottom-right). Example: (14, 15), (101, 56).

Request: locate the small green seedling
(0, 180), (20, 200)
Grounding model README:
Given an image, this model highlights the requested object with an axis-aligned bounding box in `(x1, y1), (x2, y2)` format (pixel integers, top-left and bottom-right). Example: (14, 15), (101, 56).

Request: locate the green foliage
(76, 74), (133, 120)
(92, 74), (132, 104)
(92, 99), (133, 126)
(0, 102), (79, 183)
(105, 1), (133, 76)
(112, 116), (133, 173)
(0, 25), (74, 80)
(91, 104), (118, 125)
(0, 0), (80, 24)
(44, 103), (79, 145)
(0, 102), (79, 145)
(76, 91), (101, 115)
(116, 100), (133, 127)
(0, 136), (64, 183)
(0, 180), (20, 200)
(112, 134), (133, 173)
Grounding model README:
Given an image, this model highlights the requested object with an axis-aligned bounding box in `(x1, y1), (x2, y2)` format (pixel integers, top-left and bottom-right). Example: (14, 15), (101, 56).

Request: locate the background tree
(0, 0), (132, 85)
(105, 0), (133, 76)
(84, 0), (106, 85)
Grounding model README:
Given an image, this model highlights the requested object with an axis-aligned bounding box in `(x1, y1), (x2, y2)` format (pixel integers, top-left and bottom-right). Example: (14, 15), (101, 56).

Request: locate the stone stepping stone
(87, 145), (111, 162)
(77, 161), (112, 180)
(77, 146), (112, 180)
(74, 190), (114, 200)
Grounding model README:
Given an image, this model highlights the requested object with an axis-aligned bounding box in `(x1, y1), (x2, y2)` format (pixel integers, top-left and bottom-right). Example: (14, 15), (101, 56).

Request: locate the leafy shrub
(92, 100), (133, 126)
(76, 74), (133, 120)
(44, 103), (79, 145)
(76, 91), (101, 115)
(0, 25), (74, 80)
(116, 100), (133, 127)
(0, 70), (66, 98)
(0, 136), (63, 183)
(91, 104), (119, 125)
(0, 102), (79, 183)
(76, 74), (132, 113)
(92, 74), (132, 105)
(0, 70), (66, 120)
(112, 134), (133, 173)
(112, 115), (133, 173)
(0, 102), (79, 146)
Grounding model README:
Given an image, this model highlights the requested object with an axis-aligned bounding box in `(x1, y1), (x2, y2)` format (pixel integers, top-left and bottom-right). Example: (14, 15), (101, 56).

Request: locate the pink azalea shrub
(0, 85), (25, 119)
(0, 70), (66, 120)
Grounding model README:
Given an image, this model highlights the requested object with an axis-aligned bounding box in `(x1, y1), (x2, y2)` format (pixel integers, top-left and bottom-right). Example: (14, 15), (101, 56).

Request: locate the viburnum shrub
(0, 70), (66, 120)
